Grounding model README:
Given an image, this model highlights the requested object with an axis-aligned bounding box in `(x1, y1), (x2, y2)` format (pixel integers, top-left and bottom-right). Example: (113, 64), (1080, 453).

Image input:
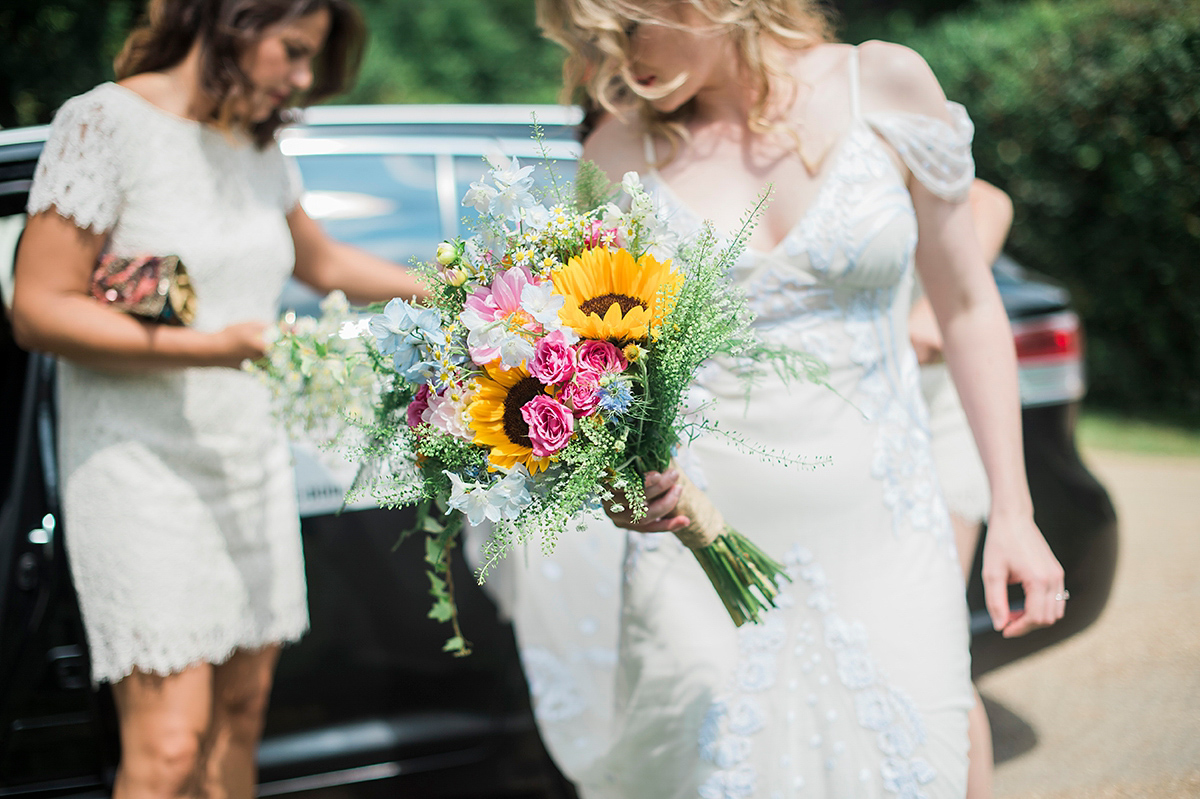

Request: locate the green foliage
(345, 0), (564, 104)
(0, 0), (142, 127)
(898, 0), (1200, 421)
(573, 160), (617, 214)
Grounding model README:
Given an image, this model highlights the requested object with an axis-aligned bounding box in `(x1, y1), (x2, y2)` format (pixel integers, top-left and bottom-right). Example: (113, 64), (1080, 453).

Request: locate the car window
(454, 155), (578, 238)
(294, 153), (442, 264)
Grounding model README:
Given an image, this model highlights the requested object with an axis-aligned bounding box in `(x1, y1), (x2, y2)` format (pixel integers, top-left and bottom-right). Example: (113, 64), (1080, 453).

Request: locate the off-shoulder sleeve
(27, 91), (126, 232)
(866, 101), (975, 202)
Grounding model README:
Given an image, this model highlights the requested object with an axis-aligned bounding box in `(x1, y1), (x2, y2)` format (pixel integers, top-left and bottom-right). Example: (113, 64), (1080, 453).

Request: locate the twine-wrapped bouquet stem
(651, 463), (789, 627)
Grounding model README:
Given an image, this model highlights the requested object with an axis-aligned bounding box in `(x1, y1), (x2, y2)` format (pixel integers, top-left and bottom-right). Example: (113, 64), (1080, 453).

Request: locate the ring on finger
(1054, 590), (1070, 601)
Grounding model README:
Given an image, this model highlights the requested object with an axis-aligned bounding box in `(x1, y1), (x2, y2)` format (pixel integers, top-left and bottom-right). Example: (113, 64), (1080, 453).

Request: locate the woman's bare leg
(202, 645), (281, 799)
(111, 665), (213, 799)
(952, 512), (994, 799)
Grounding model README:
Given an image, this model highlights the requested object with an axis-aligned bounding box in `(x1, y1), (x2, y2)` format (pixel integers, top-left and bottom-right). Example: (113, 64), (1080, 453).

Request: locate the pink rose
(407, 384), (431, 428)
(560, 371), (601, 418)
(520, 394), (575, 457)
(528, 331), (576, 386)
(576, 339), (628, 375)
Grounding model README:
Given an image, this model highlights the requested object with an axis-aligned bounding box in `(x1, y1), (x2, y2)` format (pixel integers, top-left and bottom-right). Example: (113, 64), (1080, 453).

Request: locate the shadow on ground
(981, 693), (1038, 764)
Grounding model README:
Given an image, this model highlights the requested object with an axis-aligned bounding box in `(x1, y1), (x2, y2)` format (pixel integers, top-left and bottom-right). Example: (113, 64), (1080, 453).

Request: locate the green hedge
(899, 0), (1200, 421)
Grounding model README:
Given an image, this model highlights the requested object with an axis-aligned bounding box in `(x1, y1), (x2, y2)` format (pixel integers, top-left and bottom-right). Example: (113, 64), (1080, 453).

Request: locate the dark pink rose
(407, 384), (431, 428)
(528, 331), (576, 386)
(576, 339), (628, 375)
(521, 395), (575, 456)
(561, 371), (601, 418)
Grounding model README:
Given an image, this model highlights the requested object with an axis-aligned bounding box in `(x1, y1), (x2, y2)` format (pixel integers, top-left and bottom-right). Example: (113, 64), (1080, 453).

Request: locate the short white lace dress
(492, 49), (982, 799)
(913, 279), (990, 524)
(26, 83), (309, 684)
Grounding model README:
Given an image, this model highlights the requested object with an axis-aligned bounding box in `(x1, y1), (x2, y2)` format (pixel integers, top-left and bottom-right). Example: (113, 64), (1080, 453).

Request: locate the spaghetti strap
(642, 133), (658, 168)
(848, 46), (862, 120)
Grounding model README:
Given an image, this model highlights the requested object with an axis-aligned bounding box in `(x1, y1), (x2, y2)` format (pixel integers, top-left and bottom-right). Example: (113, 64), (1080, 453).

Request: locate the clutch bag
(91, 254), (197, 326)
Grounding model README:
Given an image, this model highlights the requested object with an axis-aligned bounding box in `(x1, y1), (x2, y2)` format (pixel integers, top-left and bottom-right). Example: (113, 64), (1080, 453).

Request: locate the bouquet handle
(669, 469), (790, 626)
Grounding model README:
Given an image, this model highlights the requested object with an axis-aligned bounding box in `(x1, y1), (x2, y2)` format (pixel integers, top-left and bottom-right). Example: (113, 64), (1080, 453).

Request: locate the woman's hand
(981, 511), (1067, 637)
(208, 321), (268, 368)
(606, 468), (690, 533)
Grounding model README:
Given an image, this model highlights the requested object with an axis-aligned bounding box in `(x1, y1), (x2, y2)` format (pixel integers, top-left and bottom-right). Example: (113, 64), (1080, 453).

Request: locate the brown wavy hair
(115, 0), (365, 148)
(538, 0), (834, 165)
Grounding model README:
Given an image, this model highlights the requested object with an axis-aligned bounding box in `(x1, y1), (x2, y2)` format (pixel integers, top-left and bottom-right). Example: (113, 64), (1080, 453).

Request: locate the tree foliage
(0, 0), (142, 128)
(345, 0), (564, 105)
(902, 0), (1200, 420)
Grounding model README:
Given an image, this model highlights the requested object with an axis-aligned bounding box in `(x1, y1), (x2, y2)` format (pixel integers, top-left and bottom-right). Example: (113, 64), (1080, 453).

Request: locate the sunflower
(552, 246), (683, 343)
(468, 363), (554, 474)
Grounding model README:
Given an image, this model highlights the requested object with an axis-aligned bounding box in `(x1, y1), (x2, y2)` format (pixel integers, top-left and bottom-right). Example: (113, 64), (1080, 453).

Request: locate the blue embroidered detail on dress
(786, 545), (938, 798)
(697, 616), (784, 798)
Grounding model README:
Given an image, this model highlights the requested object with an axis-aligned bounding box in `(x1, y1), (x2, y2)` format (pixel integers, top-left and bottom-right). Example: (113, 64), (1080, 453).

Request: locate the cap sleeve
(283, 151), (304, 213)
(264, 142), (305, 214)
(27, 90), (127, 232)
(866, 101), (975, 202)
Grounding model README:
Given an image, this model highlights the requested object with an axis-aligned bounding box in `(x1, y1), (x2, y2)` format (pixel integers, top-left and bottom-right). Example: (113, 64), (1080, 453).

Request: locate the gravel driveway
(980, 447), (1200, 798)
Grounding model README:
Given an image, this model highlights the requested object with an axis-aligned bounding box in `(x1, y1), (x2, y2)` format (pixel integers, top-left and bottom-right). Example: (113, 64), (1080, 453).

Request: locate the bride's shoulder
(581, 111), (650, 184)
(855, 40), (954, 121)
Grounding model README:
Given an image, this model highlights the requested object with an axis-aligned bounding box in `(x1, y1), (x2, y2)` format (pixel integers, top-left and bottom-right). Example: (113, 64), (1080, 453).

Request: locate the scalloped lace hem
(89, 617), (309, 685)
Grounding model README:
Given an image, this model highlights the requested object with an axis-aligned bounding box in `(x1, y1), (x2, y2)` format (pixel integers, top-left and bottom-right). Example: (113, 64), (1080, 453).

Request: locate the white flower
(497, 334), (536, 370)
(338, 319), (370, 340)
(621, 171), (643, 196)
(445, 472), (495, 527)
(463, 181), (498, 214)
(445, 467), (532, 526)
(519, 281), (568, 329)
(465, 153), (540, 222)
(599, 202), (625, 230)
(486, 152), (535, 188)
(489, 466), (533, 520)
(319, 289), (351, 315)
(423, 385), (475, 441)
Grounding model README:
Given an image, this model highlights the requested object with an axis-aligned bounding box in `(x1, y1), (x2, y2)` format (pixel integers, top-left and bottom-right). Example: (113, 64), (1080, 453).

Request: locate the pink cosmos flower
(521, 394), (575, 456)
(407, 384), (431, 428)
(461, 266), (565, 368)
(528, 330), (576, 387)
(576, 339), (629, 375)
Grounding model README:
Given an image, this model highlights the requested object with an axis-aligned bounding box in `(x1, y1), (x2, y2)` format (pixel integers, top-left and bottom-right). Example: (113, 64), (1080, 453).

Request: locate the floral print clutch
(90, 254), (197, 326)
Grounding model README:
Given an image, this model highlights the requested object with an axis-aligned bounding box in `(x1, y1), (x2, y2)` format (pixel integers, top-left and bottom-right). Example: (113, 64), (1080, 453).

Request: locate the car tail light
(1011, 311), (1086, 407)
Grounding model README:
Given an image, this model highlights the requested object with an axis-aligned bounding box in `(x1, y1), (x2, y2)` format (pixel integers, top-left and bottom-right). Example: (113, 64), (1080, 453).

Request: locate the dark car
(0, 105), (1116, 797)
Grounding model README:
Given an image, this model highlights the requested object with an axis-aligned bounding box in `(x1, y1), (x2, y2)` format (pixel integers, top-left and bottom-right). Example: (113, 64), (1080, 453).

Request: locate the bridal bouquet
(255, 149), (823, 653)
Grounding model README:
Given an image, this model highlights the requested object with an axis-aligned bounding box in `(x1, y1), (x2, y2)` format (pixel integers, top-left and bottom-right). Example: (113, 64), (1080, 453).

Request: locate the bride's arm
(862, 41), (1065, 637)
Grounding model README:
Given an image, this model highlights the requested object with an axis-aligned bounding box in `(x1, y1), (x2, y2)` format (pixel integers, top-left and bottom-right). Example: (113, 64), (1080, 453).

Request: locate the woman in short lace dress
(500, 1), (1067, 797)
(11, 0), (422, 795)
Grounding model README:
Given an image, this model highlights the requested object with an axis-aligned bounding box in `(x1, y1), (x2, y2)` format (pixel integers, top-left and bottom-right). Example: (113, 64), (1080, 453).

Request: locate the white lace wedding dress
(27, 83), (309, 684)
(480, 50), (981, 798)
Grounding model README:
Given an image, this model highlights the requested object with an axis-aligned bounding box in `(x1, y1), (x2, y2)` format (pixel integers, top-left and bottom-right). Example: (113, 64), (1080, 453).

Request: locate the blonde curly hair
(536, 0), (834, 164)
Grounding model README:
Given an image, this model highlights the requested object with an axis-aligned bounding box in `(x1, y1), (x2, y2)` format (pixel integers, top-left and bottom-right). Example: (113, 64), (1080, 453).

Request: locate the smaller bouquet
(255, 147), (825, 653)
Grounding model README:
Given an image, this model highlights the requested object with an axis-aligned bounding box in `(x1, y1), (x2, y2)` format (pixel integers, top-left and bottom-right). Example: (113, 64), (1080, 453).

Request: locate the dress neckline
(101, 82), (254, 148)
(644, 119), (880, 257)
(102, 82), (206, 129)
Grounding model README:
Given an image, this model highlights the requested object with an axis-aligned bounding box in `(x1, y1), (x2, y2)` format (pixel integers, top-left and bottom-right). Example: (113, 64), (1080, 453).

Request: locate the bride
(492, 1), (1066, 797)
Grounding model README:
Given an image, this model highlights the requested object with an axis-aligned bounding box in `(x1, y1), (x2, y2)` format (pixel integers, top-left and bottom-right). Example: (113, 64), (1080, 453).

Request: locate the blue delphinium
(368, 298), (446, 382)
